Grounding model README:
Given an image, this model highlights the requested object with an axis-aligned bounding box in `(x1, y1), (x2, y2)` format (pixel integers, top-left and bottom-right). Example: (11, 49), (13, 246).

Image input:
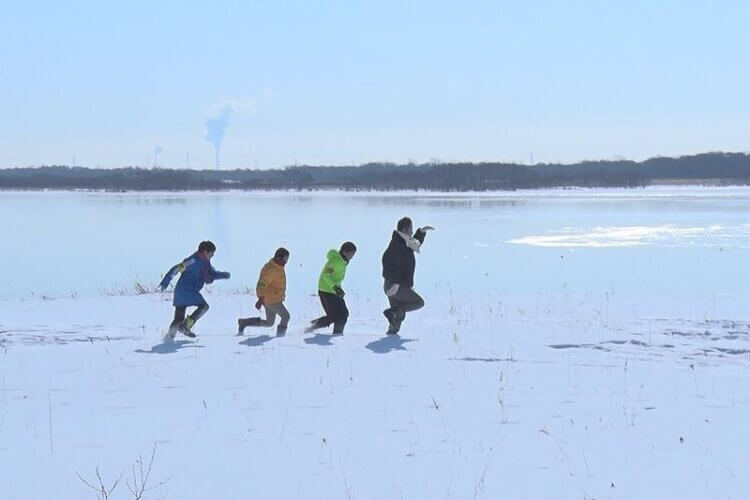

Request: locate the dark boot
(305, 319), (324, 333)
(276, 325), (287, 336)
(237, 318), (249, 335)
(383, 309), (398, 330)
(384, 308), (403, 335)
(166, 322), (180, 340)
(181, 317), (197, 338)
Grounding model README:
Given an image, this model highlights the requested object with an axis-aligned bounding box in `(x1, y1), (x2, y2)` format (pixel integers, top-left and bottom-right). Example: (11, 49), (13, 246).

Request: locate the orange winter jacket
(256, 259), (286, 304)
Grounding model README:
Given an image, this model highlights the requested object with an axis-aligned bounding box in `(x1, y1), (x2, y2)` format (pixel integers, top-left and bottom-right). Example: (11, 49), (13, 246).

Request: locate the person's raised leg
(238, 304), (272, 334)
(387, 287), (424, 334)
(398, 287), (425, 314)
(306, 293), (335, 333)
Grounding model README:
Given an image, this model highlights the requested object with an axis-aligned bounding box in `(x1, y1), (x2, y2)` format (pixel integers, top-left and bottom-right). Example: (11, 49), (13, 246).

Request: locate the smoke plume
(205, 104), (233, 168)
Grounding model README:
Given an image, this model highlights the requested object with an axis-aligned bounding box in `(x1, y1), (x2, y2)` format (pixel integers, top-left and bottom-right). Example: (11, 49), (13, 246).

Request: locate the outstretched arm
(205, 265), (230, 283)
(158, 261), (186, 291)
(414, 225), (435, 245)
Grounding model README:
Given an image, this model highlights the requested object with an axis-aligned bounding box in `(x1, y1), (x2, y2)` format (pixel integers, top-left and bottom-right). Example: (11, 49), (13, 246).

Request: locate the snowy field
(2, 188), (750, 499)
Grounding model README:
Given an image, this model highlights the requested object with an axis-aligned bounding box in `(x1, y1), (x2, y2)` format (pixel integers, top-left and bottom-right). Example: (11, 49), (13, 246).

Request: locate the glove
(157, 284), (166, 293)
(385, 283), (400, 297)
(334, 286), (345, 297)
(255, 297), (265, 310)
(219, 271), (231, 279)
(420, 225), (435, 232)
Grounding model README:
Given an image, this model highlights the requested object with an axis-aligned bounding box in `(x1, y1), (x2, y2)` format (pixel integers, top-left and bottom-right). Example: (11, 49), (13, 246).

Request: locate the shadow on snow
(238, 334), (276, 347)
(303, 333), (339, 346)
(365, 336), (415, 354)
(134, 339), (203, 354)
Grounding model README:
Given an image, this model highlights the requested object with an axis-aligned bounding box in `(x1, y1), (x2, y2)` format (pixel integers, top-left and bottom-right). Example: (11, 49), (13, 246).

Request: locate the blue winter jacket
(159, 252), (230, 307)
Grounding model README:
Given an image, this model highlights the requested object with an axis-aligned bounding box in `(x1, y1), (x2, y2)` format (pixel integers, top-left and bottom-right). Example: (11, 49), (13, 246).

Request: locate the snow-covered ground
(2, 188), (750, 499)
(2, 289), (750, 499)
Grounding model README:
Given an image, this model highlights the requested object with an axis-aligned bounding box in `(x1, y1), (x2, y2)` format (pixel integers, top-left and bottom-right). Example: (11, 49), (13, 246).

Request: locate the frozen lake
(2, 187), (750, 499)
(3, 186), (750, 300)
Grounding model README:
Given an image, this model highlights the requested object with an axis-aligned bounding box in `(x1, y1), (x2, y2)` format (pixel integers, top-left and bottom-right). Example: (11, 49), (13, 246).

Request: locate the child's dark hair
(274, 247), (290, 260)
(198, 241), (216, 253)
(397, 217), (413, 232)
(340, 241), (357, 254)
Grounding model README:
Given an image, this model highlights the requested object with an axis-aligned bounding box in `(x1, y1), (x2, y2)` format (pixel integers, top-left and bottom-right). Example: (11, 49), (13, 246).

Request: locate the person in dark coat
(158, 240), (230, 339)
(381, 217), (434, 334)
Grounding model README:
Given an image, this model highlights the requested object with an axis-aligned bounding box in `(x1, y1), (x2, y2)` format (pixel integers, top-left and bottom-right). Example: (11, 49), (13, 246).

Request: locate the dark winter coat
(159, 252), (229, 307)
(381, 229), (426, 288)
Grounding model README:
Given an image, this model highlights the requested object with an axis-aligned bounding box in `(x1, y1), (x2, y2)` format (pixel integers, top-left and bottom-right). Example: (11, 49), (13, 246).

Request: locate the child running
(237, 247), (291, 336)
(304, 242), (356, 335)
(158, 240), (231, 339)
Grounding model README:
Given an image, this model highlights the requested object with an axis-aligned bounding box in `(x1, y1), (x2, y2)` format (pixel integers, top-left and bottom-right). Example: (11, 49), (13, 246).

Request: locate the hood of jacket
(327, 249), (346, 263)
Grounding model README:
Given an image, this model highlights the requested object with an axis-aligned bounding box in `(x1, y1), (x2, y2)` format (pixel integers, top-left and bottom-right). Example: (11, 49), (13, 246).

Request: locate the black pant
(311, 291), (348, 334)
(170, 303), (209, 329)
(384, 281), (425, 326)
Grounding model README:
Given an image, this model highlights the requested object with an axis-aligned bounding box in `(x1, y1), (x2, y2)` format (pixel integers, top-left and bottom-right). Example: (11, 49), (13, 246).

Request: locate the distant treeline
(2, 152), (750, 191)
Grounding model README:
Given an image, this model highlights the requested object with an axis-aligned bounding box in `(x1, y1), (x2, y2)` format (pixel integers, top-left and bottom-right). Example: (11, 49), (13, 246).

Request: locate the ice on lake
(1, 187), (750, 498)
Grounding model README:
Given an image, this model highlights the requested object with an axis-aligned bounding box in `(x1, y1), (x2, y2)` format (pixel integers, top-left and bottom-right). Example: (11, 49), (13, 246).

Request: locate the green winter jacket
(318, 249), (348, 294)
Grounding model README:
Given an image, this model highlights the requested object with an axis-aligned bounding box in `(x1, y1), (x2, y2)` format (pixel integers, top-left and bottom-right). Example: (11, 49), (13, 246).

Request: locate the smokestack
(205, 104), (233, 169)
(153, 145), (163, 167)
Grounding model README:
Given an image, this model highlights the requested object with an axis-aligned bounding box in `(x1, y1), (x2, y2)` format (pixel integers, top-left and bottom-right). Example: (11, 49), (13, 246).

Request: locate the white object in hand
(386, 283), (400, 297)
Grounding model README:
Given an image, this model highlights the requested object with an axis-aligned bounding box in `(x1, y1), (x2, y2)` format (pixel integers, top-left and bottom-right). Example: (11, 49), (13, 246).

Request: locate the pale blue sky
(1, 1), (748, 168)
